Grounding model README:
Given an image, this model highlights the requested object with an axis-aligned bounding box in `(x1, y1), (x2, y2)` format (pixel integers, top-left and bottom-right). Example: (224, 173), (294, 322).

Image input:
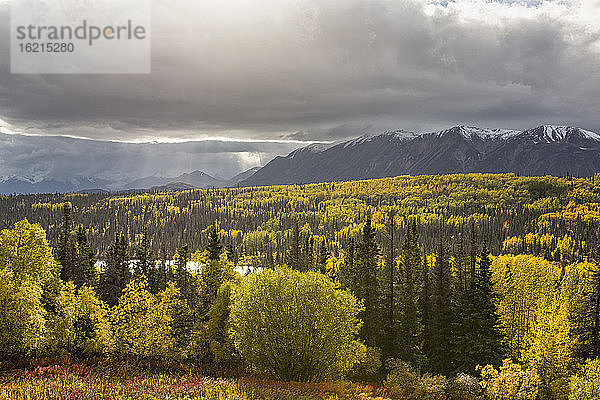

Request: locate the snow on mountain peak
(289, 142), (333, 158)
(342, 129), (418, 148)
(526, 125), (600, 143)
(435, 125), (520, 140)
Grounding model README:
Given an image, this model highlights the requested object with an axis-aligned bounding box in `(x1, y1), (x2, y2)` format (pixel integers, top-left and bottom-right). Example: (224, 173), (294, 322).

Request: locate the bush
(229, 267), (364, 381)
(569, 358), (600, 400)
(479, 359), (540, 400)
(385, 360), (420, 398)
(447, 373), (483, 400)
(385, 359), (448, 400)
(348, 346), (383, 381)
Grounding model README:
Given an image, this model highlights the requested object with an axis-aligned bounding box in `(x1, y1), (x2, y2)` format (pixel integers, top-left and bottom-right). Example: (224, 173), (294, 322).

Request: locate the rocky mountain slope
(241, 125), (600, 186)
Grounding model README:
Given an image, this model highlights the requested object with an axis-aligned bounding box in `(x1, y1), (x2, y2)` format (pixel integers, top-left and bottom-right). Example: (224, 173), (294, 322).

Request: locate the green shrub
(385, 359), (448, 400)
(385, 360), (420, 398)
(229, 267), (364, 381)
(348, 346), (383, 381)
(569, 358), (600, 400)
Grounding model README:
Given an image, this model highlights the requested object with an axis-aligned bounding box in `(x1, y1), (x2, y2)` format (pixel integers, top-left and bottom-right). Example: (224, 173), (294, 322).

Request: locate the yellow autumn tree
(524, 301), (575, 400)
(0, 220), (61, 358)
(480, 359), (540, 400)
(0, 267), (47, 358)
(52, 282), (113, 356)
(492, 255), (561, 358)
(112, 278), (180, 359)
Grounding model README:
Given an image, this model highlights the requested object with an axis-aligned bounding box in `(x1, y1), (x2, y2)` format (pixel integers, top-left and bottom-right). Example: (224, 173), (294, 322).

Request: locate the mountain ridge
(241, 125), (600, 186)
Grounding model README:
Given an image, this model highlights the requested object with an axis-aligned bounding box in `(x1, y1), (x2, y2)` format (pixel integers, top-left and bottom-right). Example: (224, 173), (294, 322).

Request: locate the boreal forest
(2, 173), (600, 399)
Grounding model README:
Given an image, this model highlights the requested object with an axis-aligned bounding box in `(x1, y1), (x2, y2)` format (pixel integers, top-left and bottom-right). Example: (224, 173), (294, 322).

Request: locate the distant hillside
(241, 125), (600, 186)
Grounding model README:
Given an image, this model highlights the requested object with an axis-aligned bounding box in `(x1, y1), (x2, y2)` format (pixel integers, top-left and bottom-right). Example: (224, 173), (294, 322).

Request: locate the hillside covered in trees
(1, 173), (598, 266)
(3, 173), (600, 399)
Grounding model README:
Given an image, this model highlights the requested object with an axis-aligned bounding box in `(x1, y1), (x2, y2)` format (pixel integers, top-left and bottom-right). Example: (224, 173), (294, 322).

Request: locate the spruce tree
(383, 211), (397, 358)
(353, 214), (381, 347)
(427, 242), (454, 375)
(135, 229), (154, 279)
(175, 244), (191, 295)
(452, 247), (504, 373)
(317, 238), (329, 274)
(572, 258), (600, 359)
(225, 243), (238, 266)
(75, 225), (96, 286)
(98, 232), (130, 306)
(172, 243), (195, 352)
(286, 220), (301, 270)
(396, 221), (423, 364)
(57, 202), (75, 283)
(207, 225), (222, 261)
(303, 235), (314, 272)
(472, 247), (504, 365)
(419, 252), (432, 373)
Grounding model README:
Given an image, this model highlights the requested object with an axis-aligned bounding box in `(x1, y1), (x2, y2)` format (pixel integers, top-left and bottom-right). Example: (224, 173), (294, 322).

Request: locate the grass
(0, 360), (390, 400)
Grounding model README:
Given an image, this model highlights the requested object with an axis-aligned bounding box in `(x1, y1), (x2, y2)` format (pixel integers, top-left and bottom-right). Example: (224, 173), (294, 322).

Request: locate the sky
(0, 0), (599, 181)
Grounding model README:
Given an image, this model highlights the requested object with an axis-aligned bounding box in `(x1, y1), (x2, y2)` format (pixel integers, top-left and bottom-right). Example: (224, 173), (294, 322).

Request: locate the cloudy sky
(0, 0), (599, 181)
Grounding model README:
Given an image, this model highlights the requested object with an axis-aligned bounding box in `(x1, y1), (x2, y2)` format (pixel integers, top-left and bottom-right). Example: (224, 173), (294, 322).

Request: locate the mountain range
(2, 124), (599, 194)
(240, 125), (600, 186)
(0, 168), (260, 195)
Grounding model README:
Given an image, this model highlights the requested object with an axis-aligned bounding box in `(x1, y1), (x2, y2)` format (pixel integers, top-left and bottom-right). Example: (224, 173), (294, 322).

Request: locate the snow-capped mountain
(519, 125), (600, 143)
(241, 125), (600, 186)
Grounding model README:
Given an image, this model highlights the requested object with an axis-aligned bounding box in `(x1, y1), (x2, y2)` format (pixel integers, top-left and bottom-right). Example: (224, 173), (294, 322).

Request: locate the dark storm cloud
(0, 0), (599, 143)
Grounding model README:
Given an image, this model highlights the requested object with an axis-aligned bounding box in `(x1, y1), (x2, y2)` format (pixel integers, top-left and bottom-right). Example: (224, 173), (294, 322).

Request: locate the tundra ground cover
(0, 360), (389, 400)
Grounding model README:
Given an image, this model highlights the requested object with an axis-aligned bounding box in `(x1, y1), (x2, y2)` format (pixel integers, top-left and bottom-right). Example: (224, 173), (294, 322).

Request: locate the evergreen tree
(383, 211), (397, 358)
(286, 220), (301, 271)
(57, 204), (96, 287)
(172, 243), (195, 353)
(207, 225), (222, 261)
(452, 247), (504, 373)
(353, 214), (381, 347)
(572, 258), (600, 359)
(303, 235), (314, 272)
(317, 237), (329, 274)
(174, 244), (194, 301)
(395, 221), (423, 364)
(419, 252), (432, 373)
(98, 232), (130, 306)
(57, 202), (75, 283)
(427, 242), (454, 375)
(135, 230), (154, 279)
(75, 225), (96, 287)
(225, 243), (238, 266)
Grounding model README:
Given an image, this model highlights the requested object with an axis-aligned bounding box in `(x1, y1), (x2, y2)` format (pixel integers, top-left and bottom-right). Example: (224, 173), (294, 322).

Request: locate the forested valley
(2, 173), (600, 399)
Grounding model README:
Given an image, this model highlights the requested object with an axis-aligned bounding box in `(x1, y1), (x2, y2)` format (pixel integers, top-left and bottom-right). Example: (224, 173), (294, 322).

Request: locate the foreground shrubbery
(0, 360), (389, 400)
(230, 268), (365, 381)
